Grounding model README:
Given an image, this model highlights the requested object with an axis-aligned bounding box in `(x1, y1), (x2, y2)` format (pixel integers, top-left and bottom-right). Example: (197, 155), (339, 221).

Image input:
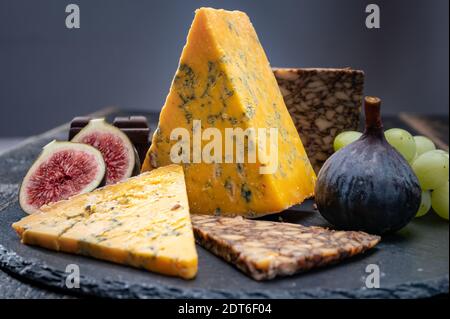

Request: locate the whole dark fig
(315, 96), (421, 234)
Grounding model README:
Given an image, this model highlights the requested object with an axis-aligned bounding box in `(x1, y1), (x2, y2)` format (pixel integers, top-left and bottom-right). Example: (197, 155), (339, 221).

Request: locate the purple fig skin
(315, 97), (422, 235)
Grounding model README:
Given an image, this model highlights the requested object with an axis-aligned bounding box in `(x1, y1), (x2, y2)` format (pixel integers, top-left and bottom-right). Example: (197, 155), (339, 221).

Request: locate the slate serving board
(0, 110), (448, 299)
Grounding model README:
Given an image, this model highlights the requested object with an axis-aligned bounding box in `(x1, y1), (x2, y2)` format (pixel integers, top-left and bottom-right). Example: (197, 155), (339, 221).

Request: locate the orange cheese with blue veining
(12, 165), (198, 280)
(142, 8), (316, 217)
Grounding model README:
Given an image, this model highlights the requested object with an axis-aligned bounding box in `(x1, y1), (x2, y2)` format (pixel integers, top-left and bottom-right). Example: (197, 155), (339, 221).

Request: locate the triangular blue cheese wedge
(142, 8), (316, 217)
(13, 165), (198, 280)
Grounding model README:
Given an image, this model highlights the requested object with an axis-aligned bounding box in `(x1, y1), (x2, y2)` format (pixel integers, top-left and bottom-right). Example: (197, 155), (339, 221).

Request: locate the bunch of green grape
(333, 129), (449, 221)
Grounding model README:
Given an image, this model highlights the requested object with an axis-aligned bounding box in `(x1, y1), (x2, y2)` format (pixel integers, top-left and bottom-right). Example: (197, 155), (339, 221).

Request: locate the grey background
(0, 0), (448, 137)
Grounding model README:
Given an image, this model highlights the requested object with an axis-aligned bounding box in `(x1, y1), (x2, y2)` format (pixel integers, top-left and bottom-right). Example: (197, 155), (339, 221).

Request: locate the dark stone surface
(0, 111), (448, 299)
(0, 269), (73, 299)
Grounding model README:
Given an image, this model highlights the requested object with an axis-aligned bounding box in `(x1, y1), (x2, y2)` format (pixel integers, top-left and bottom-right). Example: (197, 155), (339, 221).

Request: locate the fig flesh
(315, 97), (422, 234)
(71, 118), (140, 185)
(19, 140), (106, 215)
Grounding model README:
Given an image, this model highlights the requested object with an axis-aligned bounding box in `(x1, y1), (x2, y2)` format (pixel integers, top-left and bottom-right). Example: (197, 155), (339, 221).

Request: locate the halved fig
(19, 140), (106, 215)
(71, 118), (140, 185)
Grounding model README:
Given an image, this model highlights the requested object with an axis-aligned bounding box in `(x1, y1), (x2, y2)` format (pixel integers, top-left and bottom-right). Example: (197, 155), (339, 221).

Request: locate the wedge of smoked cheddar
(142, 8), (316, 217)
(192, 215), (380, 280)
(13, 165), (198, 280)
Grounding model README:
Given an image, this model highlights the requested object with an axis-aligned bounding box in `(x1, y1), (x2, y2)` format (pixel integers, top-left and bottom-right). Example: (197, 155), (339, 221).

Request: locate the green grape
(432, 182), (449, 221)
(414, 136), (436, 157)
(385, 128), (417, 162)
(431, 149), (449, 158)
(333, 131), (362, 152)
(412, 151), (449, 190)
(416, 191), (432, 217)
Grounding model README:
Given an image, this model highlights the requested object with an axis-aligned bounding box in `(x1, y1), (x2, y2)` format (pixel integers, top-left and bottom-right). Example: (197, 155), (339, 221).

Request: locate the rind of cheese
(142, 8), (316, 217)
(192, 215), (380, 281)
(13, 165), (198, 280)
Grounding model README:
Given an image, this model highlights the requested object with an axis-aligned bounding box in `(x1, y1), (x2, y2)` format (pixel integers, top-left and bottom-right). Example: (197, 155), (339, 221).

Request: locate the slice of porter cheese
(273, 68), (365, 173)
(142, 8), (316, 217)
(13, 165), (198, 280)
(191, 215), (380, 281)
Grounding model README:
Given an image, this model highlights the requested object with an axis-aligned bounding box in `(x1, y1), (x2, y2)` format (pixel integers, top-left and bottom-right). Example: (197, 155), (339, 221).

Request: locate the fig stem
(364, 96), (383, 132)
